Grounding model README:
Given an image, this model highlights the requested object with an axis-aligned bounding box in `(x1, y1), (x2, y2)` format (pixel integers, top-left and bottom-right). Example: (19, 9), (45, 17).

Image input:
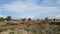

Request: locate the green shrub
(0, 29), (3, 33)
(9, 32), (14, 34)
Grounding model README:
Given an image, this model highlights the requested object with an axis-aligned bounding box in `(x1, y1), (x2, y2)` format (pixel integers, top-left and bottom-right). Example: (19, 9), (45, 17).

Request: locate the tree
(45, 17), (48, 21)
(6, 16), (11, 21)
(53, 19), (56, 21)
(44, 17), (48, 24)
(28, 18), (31, 20)
(37, 18), (40, 21)
(22, 18), (26, 21)
(0, 17), (4, 21)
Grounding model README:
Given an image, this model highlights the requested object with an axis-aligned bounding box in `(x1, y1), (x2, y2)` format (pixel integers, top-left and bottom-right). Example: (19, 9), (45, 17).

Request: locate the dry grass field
(0, 19), (60, 34)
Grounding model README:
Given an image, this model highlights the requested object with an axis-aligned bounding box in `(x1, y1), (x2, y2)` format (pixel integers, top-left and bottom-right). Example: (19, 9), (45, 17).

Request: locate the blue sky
(0, 0), (60, 19)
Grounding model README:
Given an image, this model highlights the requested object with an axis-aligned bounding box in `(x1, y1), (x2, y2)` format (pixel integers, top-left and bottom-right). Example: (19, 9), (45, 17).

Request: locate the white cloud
(0, 15), (3, 17)
(54, 14), (60, 19)
(21, 15), (34, 19)
(0, 15), (6, 18)
(4, 1), (36, 13)
(4, 1), (60, 13)
(3, 0), (60, 18)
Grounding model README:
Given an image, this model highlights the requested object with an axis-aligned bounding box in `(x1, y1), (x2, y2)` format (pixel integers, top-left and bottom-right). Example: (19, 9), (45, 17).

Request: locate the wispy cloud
(0, 0), (60, 19)
(21, 15), (35, 19)
(4, 0), (60, 13)
(0, 15), (6, 18)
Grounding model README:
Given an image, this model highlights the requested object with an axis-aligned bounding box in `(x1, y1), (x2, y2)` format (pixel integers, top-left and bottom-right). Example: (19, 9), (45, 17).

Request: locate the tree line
(0, 16), (11, 22)
(0, 16), (32, 22)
